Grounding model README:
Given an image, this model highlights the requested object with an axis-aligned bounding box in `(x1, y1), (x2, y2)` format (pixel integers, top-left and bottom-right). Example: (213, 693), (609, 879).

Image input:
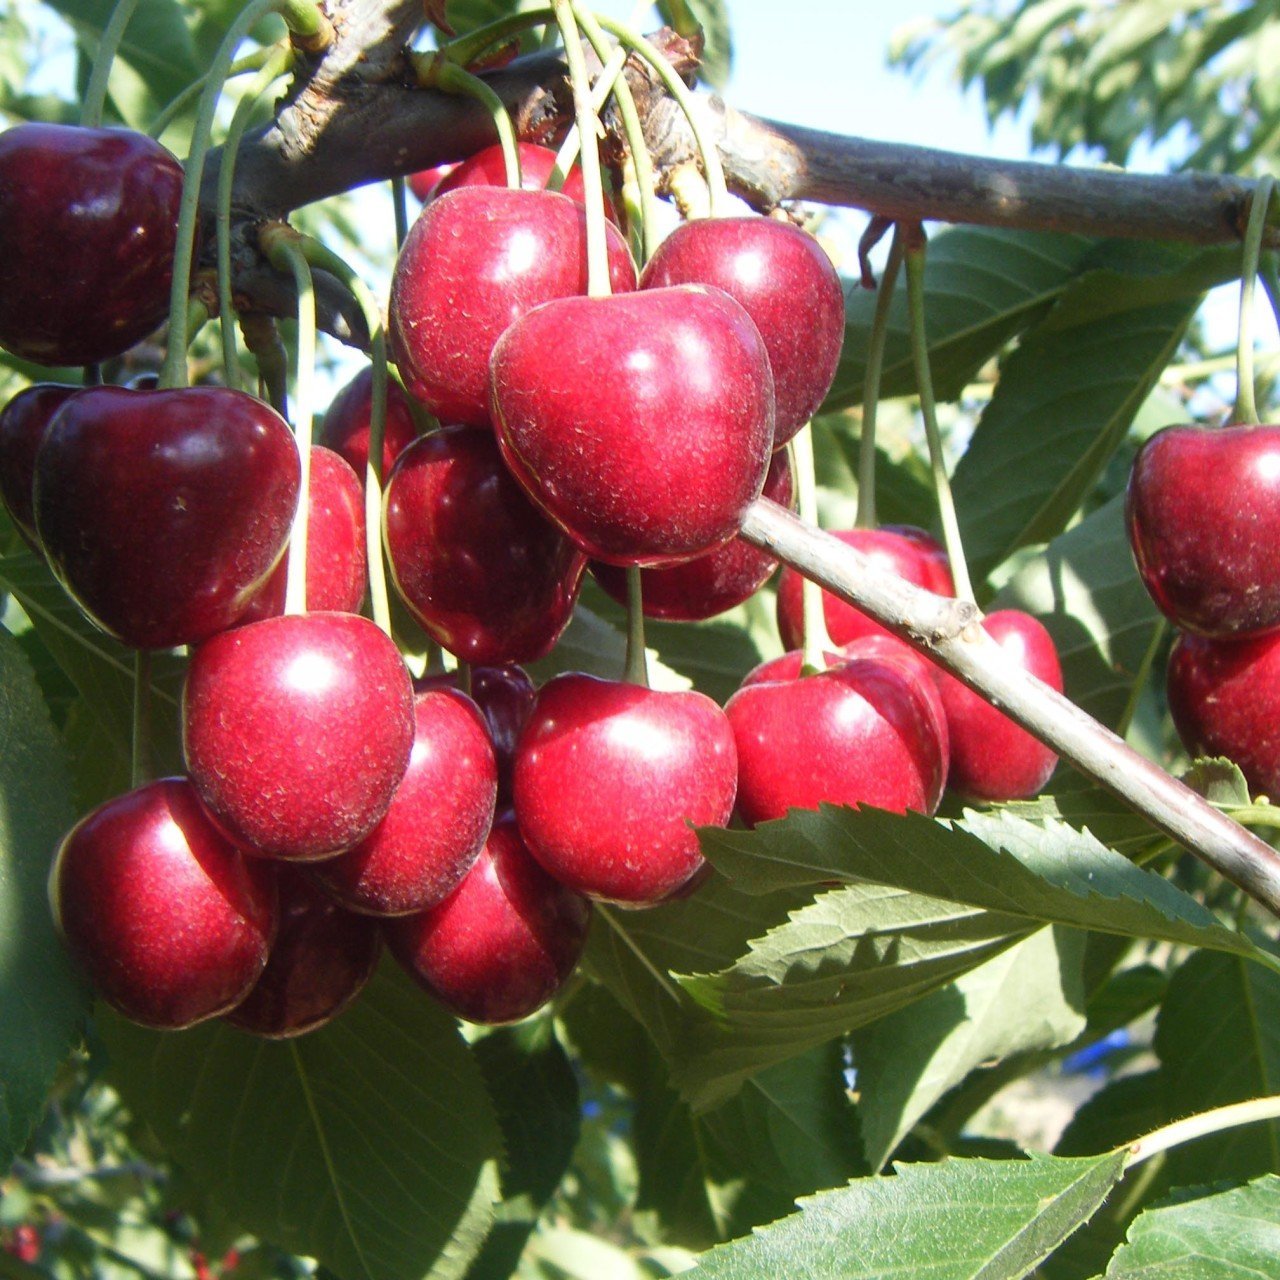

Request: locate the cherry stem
(431, 11), (551, 69)
(148, 48), (279, 140)
(790, 426), (834, 673)
(624, 567), (650, 687)
(1114, 617), (1168, 741)
(1235, 174), (1275, 426)
(240, 314), (289, 414)
(409, 55), (522, 189)
(553, 0), (609, 297)
(593, 13), (730, 218)
(855, 225), (905, 531)
(81, 0), (141, 128)
(295, 235), (396, 638)
(1126, 1094), (1280, 1168)
(260, 225), (315, 617)
(392, 177), (409, 248)
(157, 0), (328, 390)
(130, 650), (151, 788)
(217, 46), (295, 393)
(904, 225), (975, 604)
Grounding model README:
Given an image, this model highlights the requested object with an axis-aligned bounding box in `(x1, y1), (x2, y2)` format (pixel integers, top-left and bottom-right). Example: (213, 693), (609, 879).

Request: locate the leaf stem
(624, 566), (649, 687)
(1235, 175), (1274, 425)
(855, 226), (905, 530)
(80, 0), (141, 128)
(1126, 1094), (1280, 1168)
(790, 426), (833, 671)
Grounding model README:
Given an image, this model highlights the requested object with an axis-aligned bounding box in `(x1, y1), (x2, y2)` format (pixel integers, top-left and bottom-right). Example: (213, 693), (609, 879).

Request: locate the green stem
(409, 56), (521, 189)
(1125, 1094), (1280, 1168)
(157, 0), (327, 390)
(148, 48), (278, 139)
(904, 226), (974, 603)
(624, 567), (650, 686)
(855, 227), (905, 530)
(593, 13), (730, 217)
(294, 236), (395, 638)
(260, 227), (316, 617)
(433, 10), (552, 70)
(131, 650), (151, 788)
(1235, 175), (1274, 425)
(81, 0), (141, 128)
(392, 176), (409, 248)
(216, 46), (295, 393)
(790, 427), (834, 671)
(1114, 617), (1167, 740)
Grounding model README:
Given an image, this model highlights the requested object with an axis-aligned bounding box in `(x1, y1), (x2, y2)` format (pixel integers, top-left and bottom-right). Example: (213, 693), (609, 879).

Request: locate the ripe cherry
(0, 382), (80, 549)
(318, 367), (419, 484)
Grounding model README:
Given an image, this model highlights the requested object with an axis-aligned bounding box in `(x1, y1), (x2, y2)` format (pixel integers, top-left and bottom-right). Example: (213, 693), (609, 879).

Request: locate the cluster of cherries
(1, 113), (1066, 1044)
(1128, 422), (1280, 796)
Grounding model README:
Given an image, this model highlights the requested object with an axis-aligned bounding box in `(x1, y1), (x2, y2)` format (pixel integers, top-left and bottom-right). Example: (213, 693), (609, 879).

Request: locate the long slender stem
(790, 427), (832, 672)
(409, 57), (522, 188)
(392, 176), (409, 247)
(855, 227), (905, 530)
(130, 650), (151, 788)
(1234, 175), (1274, 425)
(624, 567), (650, 687)
(1126, 1095), (1280, 1168)
(80, 0), (141, 128)
(904, 225), (974, 602)
(148, 48), (277, 139)
(1114, 617), (1167, 740)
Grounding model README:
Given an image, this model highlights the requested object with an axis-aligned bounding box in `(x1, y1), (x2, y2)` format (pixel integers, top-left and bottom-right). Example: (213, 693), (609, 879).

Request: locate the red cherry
(1167, 629), (1280, 797)
(725, 656), (947, 825)
(238, 446), (367, 624)
(640, 215), (845, 447)
(318, 367), (420, 483)
(390, 186), (637, 427)
(34, 386), (299, 649)
(50, 778), (277, 1029)
(385, 811), (591, 1024)
(492, 286), (774, 565)
(384, 427), (587, 663)
(407, 162), (457, 202)
(225, 867), (381, 1037)
(1127, 423), (1280, 637)
(934, 610), (1062, 800)
(0, 123), (184, 365)
(775, 526), (954, 649)
(0, 382), (80, 549)
(512, 673), (738, 905)
(311, 688), (497, 915)
(589, 447), (794, 620)
(183, 612), (415, 861)
(8, 1226), (40, 1265)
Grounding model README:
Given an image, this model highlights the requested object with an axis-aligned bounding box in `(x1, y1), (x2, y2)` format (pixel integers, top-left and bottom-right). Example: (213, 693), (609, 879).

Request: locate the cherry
(311, 687), (497, 915)
(384, 811), (591, 1024)
(775, 525), (954, 650)
(390, 186), (637, 427)
(34, 386), (299, 649)
(7, 1226), (39, 1266)
(1167, 629), (1280, 797)
(239, 446), (367, 624)
(492, 285), (774, 565)
(1127, 423), (1280, 637)
(183, 612), (415, 861)
(0, 123), (184, 366)
(589, 447), (794, 620)
(225, 867), (381, 1038)
(639, 216), (845, 448)
(384, 427), (587, 663)
(725, 655), (947, 825)
(408, 162), (457, 202)
(512, 673), (738, 905)
(933, 610), (1062, 800)
(50, 778), (277, 1029)
(318, 366), (419, 484)
(0, 382), (80, 549)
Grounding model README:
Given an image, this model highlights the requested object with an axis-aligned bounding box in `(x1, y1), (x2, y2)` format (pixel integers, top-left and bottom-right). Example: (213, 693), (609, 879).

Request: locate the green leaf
(100, 962), (503, 1280)
(1057, 1071), (1168, 1159)
(0, 623), (89, 1174)
(677, 1150), (1129, 1280)
(1154, 951), (1280, 1185)
(1099, 1175), (1280, 1278)
(853, 926), (1087, 1171)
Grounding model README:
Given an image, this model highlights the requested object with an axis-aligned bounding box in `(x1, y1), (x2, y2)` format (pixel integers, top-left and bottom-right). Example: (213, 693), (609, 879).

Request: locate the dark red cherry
(0, 383), (80, 549)
(34, 386), (299, 649)
(0, 123), (184, 365)
(318, 367), (419, 484)
(1127, 423), (1280, 637)
(183, 612), (415, 861)
(775, 526), (954, 650)
(492, 286), (774, 565)
(225, 867), (381, 1037)
(50, 778), (277, 1030)
(512, 673), (737, 905)
(589, 447), (794, 619)
(384, 427), (586, 664)
(390, 186), (637, 427)
(311, 688), (497, 915)
(639, 215), (845, 447)
(384, 811), (591, 1024)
